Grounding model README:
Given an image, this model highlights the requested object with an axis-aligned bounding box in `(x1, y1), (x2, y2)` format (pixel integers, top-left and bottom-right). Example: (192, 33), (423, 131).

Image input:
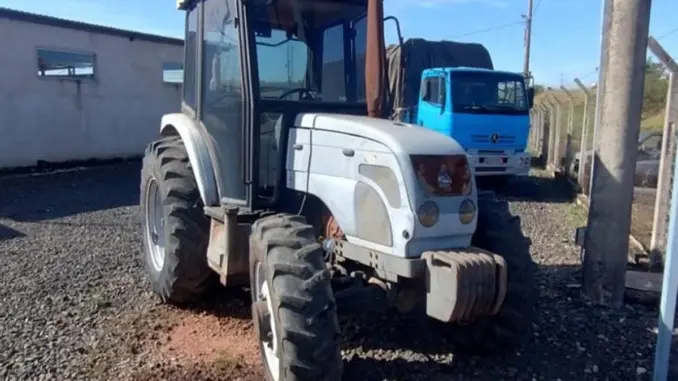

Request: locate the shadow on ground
(0, 223), (25, 240)
(0, 162), (140, 222)
(479, 173), (577, 204)
(340, 264), (675, 381)
(179, 286), (254, 322)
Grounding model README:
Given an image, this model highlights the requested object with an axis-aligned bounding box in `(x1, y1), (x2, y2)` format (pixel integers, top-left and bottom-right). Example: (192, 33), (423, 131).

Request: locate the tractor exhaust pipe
(365, 0), (386, 118)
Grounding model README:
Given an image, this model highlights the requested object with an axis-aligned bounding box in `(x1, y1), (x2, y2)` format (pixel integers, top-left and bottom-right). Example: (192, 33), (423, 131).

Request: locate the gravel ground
(0, 163), (675, 381)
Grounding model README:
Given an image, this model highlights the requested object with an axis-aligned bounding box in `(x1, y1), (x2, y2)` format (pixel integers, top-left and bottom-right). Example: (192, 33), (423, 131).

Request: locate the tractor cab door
(196, 0), (252, 207)
(244, 0), (371, 209)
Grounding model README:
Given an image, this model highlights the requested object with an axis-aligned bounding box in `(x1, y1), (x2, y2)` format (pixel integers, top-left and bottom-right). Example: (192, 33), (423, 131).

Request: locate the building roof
(0, 7), (184, 46)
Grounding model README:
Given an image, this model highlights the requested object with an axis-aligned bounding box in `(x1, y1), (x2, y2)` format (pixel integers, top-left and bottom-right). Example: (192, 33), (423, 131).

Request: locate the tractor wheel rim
(145, 178), (166, 272)
(256, 262), (280, 381)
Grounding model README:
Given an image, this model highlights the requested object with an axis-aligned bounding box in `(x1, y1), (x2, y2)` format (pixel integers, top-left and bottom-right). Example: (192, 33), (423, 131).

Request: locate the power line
(534, 0), (543, 13)
(451, 20), (523, 39)
(579, 67), (599, 80)
(656, 26), (678, 41)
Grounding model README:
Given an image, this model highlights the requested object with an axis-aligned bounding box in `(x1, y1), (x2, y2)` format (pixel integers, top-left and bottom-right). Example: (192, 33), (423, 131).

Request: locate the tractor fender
(160, 113), (219, 207)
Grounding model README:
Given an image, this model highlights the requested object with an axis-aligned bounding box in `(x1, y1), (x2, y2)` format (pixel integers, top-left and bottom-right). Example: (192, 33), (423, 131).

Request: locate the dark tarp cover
(386, 38), (493, 116)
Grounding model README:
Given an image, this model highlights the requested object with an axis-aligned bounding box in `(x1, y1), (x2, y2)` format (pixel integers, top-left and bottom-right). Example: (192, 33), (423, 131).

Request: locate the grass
(564, 201), (588, 227)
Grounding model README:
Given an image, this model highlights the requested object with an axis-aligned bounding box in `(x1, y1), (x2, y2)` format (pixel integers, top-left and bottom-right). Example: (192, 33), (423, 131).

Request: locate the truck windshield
(247, 0), (367, 103)
(451, 72), (528, 115)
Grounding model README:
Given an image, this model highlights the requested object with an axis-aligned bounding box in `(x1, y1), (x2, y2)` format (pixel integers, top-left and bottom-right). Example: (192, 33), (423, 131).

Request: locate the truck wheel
(441, 191), (537, 354)
(140, 136), (214, 305)
(250, 214), (342, 381)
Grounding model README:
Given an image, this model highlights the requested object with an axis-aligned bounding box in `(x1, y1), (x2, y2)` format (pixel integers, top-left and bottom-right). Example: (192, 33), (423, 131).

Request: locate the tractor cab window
(247, 0), (367, 104)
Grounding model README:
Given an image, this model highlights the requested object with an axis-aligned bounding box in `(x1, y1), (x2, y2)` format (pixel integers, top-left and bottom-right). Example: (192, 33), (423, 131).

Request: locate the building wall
(0, 17), (184, 169)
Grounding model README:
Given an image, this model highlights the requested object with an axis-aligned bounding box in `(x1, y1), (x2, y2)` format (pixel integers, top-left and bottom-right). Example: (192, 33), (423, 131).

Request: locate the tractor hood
(294, 113), (466, 156)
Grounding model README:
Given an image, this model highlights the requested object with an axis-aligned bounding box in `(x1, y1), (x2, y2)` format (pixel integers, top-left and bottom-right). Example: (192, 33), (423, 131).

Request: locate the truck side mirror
(384, 16), (404, 46)
(527, 87), (535, 109)
(439, 75), (447, 113)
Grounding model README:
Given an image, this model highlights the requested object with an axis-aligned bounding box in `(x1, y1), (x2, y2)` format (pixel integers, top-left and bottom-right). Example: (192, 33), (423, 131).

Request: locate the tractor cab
(179, 0), (376, 211)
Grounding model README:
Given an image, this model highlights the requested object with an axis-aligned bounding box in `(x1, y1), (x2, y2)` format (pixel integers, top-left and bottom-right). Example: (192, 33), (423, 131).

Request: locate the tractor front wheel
(250, 214), (343, 381)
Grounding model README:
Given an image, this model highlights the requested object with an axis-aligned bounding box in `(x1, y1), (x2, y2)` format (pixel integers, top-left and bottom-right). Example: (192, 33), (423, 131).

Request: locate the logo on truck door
(490, 133), (500, 143)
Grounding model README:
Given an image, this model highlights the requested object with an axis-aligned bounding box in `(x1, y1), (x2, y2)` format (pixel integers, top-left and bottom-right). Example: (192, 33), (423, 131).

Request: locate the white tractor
(140, 0), (537, 379)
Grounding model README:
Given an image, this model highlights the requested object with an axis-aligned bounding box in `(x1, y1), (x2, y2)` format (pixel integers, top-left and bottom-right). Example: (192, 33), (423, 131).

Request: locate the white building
(0, 8), (184, 170)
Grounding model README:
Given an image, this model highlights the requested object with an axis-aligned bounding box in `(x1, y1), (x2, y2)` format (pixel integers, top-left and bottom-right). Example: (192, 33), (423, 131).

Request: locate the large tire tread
(141, 135), (213, 305)
(251, 214), (342, 381)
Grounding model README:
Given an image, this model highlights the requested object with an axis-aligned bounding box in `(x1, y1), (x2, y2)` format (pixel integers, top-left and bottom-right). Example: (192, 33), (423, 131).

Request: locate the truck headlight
(418, 201), (439, 227)
(459, 199), (476, 225)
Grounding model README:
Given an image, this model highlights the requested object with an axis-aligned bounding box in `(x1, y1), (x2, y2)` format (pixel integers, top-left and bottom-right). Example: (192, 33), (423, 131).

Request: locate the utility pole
(582, 0), (652, 307)
(522, 0), (533, 78)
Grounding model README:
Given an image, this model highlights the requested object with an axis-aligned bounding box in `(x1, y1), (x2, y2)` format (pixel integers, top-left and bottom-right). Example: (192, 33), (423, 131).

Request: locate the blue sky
(2, 0), (677, 86)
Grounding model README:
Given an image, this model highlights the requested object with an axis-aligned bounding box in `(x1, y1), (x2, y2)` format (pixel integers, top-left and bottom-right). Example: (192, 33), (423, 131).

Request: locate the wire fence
(529, 36), (677, 266)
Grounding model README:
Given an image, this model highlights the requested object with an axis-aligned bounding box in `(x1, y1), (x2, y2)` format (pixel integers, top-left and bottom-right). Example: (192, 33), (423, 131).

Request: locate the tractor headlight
(459, 199), (476, 225)
(418, 201), (439, 227)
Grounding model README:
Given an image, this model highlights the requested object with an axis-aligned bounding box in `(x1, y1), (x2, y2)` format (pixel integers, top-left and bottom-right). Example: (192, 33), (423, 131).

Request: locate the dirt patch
(120, 300), (264, 381)
(159, 311), (261, 366)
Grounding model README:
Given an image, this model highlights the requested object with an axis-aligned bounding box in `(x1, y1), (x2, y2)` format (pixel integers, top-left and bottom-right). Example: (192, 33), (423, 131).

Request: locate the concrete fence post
(544, 99), (557, 168)
(647, 36), (678, 269)
(560, 85), (577, 175)
(574, 78), (597, 194)
(547, 93), (564, 171)
(538, 105), (547, 157)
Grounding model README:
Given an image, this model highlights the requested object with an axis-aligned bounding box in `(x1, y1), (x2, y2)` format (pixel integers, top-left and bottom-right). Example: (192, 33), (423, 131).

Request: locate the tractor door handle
(342, 149), (355, 157)
(293, 144), (303, 151)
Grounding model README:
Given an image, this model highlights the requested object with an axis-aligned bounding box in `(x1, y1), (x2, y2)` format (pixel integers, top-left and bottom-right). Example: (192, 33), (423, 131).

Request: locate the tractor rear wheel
(250, 214), (343, 381)
(140, 135), (214, 305)
(440, 191), (537, 354)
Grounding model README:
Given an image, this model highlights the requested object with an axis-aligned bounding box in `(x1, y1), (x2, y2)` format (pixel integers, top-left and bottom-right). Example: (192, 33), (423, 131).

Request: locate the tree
(642, 57), (669, 119)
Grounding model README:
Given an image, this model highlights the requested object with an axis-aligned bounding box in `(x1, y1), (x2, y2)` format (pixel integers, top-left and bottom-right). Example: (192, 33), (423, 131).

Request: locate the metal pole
(648, 36), (678, 269)
(653, 128), (678, 381)
(575, 78), (597, 193)
(582, 0), (652, 307)
(523, 0), (534, 77)
(560, 85), (577, 174)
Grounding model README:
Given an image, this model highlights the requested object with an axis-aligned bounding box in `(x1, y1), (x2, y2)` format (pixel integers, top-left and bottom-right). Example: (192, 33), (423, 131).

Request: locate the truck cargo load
(386, 38), (494, 113)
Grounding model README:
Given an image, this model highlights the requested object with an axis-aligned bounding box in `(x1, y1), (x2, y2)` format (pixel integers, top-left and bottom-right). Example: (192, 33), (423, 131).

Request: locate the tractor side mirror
(527, 87), (535, 109)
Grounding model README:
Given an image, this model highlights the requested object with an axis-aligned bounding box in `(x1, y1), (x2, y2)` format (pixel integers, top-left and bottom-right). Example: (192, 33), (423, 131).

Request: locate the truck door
(417, 72), (450, 135)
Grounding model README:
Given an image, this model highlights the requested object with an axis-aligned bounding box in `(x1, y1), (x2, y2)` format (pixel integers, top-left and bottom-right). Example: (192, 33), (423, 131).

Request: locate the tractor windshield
(247, 0), (368, 103)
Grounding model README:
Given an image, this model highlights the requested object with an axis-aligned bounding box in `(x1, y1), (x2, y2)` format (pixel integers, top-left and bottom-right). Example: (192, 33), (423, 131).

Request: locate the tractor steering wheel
(278, 88), (316, 101)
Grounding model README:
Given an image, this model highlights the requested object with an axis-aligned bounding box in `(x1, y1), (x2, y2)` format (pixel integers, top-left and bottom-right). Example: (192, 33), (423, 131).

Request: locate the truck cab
(404, 67), (534, 178)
